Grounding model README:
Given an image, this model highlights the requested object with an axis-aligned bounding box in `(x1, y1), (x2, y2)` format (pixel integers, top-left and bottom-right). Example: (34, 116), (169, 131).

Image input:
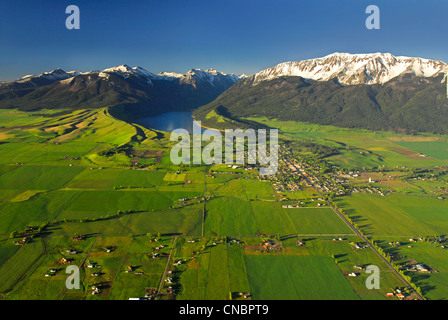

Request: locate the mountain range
(2, 52), (448, 134)
(252, 52), (448, 85)
(194, 53), (448, 134)
(0, 66), (244, 117)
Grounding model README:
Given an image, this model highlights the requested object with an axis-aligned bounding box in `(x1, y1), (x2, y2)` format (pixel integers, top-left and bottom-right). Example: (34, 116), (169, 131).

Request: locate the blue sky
(0, 0), (446, 81)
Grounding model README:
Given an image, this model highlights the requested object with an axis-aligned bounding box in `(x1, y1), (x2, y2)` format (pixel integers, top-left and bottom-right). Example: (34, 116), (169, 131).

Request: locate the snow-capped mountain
(100, 65), (245, 87)
(1, 65), (244, 89)
(0, 65), (244, 113)
(1, 69), (81, 90)
(194, 52), (448, 134)
(19, 68), (80, 82)
(252, 53), (448, 85)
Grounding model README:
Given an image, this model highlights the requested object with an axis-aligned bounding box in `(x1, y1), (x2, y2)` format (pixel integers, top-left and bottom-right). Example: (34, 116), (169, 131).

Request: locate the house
(354, 243), (365, 249)
(92, 286), (101, 295)
(59, 257), (72, 264)
(72, 234), (85, 242)
(415, 264), (430, 273)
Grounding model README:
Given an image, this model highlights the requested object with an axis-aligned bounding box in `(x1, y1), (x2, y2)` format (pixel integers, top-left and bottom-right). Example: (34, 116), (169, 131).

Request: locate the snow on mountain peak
(102, 64), (135, 74)
(10, 65), (243, 88)
(156, 71), (184, 79)
(252, 53), (448, 86)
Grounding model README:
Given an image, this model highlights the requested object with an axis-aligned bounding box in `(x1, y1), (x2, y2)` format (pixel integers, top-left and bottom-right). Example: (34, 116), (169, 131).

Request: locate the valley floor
(0, 108), (448, 300)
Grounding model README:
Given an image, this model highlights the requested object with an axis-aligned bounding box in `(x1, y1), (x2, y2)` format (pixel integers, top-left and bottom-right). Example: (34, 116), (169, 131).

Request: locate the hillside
(194, 53), (448, 134)
(0, 66), (244, 117)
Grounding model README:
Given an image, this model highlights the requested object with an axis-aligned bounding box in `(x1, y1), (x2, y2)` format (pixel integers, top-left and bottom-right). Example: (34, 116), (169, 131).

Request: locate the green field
(0, 239), (45, 293)
(204, 197), (258, 236)
(397, 141), (448, 160)
(1, 107), (446, 300)
(338, 194), (448, 236)
(244, 255), (359, 300)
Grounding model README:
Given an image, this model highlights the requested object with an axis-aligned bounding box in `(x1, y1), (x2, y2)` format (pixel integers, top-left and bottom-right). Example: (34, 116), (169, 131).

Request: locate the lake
(136, 111), (219, 135)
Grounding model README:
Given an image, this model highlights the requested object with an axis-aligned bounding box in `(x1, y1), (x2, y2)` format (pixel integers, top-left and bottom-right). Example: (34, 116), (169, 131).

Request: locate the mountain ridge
(251, 52), (448, 86)
(0, 65), (245, 115)
(194, 53), (448, 134)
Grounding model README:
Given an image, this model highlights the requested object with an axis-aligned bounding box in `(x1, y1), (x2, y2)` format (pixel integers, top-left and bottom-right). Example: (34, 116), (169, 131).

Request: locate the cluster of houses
(91, 285), (101, 295)
(72, 234), (85, 242)
(260, 240), (282, 251)
(350, 186), (385, 196)
(59, 257), (73, 264)
(143, 288), (157, 300)
(87, 261), (101, 269)
(386, 288), (408, 300)
(13, 237), (29, 246)
(237, 292), (251, 300)
(124, 265), (144, 275)
(407, 264), (434, 273)
(347, 265), (364, 277)
(275, 150), (347, 197)
(349, 242), (366, 250)
(44, 269), (58, 277)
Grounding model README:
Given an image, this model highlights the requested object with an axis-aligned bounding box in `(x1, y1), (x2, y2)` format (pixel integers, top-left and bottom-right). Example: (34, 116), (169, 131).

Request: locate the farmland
(0, 107), (447, 300)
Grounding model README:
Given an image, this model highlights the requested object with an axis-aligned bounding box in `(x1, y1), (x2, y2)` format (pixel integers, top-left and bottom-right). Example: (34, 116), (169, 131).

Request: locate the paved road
(156, 236), (178, 300)
(297, 169), (424, 300)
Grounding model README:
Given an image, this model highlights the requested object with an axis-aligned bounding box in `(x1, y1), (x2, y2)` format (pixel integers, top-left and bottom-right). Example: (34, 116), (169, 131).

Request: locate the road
(156, 236), (178, 300)
(297, 168), (424, 300)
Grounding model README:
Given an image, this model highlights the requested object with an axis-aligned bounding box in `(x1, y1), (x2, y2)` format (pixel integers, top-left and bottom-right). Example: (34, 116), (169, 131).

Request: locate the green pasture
(204, 197), (258, 236)
(338, 194), (448, 236)
(244, 254), (359, 300)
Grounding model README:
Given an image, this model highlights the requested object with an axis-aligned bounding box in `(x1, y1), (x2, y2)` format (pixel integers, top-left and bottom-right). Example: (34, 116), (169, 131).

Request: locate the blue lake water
(136, 111), (219, 135)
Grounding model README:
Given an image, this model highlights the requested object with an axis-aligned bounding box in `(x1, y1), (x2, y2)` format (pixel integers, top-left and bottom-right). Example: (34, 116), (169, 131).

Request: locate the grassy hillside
(194, 74), (448, 134)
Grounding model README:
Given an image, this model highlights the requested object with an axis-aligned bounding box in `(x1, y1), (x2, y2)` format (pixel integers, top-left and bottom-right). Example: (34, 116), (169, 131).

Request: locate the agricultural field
(173, 237), (404, 300)
(337, 194), (448, 236)
(0, 107), (446, 300)
(248, 117), (448, 169)
(373, 238), (448, 301)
